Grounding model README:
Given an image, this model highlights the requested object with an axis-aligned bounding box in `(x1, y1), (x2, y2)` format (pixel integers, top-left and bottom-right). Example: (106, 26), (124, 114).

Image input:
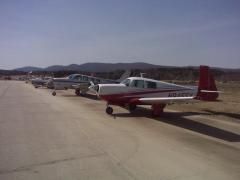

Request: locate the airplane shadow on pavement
(202, 109), (240, 120)
(113, 107), (240, 142)
(61, 93), (99, 100)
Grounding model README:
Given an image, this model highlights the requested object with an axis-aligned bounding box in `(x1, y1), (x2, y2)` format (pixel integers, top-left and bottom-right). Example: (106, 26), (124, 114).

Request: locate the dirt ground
(169, 82), (240, 122)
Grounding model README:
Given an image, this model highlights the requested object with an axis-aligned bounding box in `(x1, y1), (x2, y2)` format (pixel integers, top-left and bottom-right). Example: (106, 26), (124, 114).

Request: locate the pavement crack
(0, 82), (11, 99)
(0, 153), (106, 175)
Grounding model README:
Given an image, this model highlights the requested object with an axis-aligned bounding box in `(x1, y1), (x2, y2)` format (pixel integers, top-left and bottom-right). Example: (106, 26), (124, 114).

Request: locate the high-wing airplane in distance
(91, 66), (219, 116)
(51, 71), (131, 96)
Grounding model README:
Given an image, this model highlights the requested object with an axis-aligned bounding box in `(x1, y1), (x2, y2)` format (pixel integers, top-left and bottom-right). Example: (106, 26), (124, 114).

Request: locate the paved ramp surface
(0, 81), (239, 180)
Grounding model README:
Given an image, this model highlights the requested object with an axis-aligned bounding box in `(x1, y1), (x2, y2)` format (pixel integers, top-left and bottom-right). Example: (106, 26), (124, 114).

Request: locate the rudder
(196, 66), (219, 101)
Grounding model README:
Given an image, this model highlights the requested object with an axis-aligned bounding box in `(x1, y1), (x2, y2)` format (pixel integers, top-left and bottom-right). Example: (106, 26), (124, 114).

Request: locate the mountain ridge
(14, 62), (163, 72)
(12, 62), (240, 73)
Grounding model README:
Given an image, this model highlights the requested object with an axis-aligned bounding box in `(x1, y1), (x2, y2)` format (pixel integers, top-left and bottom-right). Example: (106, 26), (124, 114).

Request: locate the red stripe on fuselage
(100, 88), (190, 105)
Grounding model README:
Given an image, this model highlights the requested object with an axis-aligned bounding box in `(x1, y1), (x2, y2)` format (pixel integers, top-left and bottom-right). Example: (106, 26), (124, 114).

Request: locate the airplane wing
(71, 83), (89, 89)
(117, 70), (131, 82)
(138, 97), (194, 104)
(102, 70), (131, 83)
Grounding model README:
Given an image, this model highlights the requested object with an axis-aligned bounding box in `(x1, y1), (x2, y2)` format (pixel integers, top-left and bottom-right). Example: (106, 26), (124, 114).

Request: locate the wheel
(75, 89), (80, 96)
(128, 104), (136, 112)
(35, 86), (38, 88)
(106, 107), (113, 115)
(52, 91), (56, 96)
(80, 92), (86, 96)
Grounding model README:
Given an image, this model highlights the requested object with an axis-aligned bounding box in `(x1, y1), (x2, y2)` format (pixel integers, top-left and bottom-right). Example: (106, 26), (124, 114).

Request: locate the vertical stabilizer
(196, 66), (218, 101)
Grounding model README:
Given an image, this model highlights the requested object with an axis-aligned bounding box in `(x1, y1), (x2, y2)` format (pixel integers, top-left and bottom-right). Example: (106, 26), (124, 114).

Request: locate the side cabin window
(82, 76), (89, 81)
(131, 80), (144, 88)
(73, 75), (82, 81)
(146, 81), (157, 89)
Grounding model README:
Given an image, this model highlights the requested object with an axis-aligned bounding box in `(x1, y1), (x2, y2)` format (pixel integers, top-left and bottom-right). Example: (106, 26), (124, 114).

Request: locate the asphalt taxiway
(0, 81), (239, 180)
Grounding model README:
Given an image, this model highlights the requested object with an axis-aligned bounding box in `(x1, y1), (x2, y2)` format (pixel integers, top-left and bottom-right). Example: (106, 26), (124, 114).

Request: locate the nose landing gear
(106, 106), (113, 115)
(75, 89), (80, 96)
(52, 91), (56, 96)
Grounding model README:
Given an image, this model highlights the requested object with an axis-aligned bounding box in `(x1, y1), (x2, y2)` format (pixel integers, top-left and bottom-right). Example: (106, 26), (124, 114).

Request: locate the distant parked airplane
(51, 71), (131, 96)
(91, 66), (219, 116)
(31, 77), (53, 88)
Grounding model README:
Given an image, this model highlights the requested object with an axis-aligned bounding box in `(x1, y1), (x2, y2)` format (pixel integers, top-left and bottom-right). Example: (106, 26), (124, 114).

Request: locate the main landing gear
(105, 104), (165, 116)
(52, 91), (56, 96)
(151, 104), (166, 116)
(128, 104), (136, 112)
(75, 89), (86, 96)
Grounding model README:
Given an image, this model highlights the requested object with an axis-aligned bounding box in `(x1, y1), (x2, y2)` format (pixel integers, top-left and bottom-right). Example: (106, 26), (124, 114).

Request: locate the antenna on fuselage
(140, 73), (146, 78)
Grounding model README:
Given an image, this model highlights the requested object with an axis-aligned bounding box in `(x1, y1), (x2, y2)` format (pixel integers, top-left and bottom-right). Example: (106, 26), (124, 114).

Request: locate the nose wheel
(52, 91), (56, 96)
(75, 89), (80, 96)
(106, 106), (113, 115)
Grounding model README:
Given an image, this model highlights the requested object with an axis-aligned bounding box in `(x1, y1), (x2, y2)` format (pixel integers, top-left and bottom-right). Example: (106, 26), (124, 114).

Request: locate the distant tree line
(1, 68), (239, 81)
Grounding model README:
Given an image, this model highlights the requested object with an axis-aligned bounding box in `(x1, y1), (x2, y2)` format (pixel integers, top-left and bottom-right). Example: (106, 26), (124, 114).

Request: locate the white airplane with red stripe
(92, 66), (219, 116)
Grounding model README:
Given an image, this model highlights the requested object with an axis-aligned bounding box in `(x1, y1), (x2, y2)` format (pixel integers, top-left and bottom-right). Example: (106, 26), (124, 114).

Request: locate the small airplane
(31, 77), (53, 88)
(51, 71), (130, 96)
(91, 66), (219, 116)
(25, 71), (33, 84)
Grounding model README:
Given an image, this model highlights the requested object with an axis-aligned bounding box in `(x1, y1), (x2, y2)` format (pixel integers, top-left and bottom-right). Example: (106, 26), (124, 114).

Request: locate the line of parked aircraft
(26, 66), (219, 116)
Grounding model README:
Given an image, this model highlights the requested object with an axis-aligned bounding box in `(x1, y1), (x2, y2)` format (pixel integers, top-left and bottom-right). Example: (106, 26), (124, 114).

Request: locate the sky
(0, 0), (240, 69)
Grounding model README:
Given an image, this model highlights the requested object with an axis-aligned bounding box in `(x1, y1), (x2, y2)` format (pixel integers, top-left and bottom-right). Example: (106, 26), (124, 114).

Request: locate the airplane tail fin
(196, 65), (219, 101)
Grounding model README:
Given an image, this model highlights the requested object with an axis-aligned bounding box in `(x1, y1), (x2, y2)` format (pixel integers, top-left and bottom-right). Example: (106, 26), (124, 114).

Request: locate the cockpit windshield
(68, 75), (74, 79)
(121, 79), (131, 86)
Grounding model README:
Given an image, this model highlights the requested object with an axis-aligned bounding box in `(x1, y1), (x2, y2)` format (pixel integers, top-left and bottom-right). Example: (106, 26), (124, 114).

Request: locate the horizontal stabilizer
(139, 97), (194, 104)
(200, 90), (222, 93)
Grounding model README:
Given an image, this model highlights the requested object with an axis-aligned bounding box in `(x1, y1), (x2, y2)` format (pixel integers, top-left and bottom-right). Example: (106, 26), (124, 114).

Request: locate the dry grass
(169, 82), (240, 122)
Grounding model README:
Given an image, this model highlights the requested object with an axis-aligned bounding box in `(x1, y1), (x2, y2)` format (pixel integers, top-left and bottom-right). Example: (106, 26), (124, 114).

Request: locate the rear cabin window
(146, 81), (157, 89)
(132, 80), (144, 88)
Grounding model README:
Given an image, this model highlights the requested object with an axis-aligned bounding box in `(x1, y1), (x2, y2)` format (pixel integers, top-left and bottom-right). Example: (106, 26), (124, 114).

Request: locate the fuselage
(52, 74), (116, 90)
(31, 77), (52, 86)
(95, 77), (198, 106)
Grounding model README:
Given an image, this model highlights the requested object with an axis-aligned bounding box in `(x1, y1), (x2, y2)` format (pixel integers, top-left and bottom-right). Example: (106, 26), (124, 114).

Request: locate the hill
(0, 69), (24, 76)
(3, 62), (239, 81)
(14, 62), (161, 72)
(14, 66), (43, 72)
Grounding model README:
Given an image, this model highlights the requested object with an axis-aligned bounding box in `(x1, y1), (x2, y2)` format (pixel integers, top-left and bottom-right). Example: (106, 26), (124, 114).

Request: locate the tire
(128, 104), (136, 112)
(80, 92), (86, 97)
(106, 107), (113, 115)
(52, 91), (56, 96)
(75, 89), (80, 96)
